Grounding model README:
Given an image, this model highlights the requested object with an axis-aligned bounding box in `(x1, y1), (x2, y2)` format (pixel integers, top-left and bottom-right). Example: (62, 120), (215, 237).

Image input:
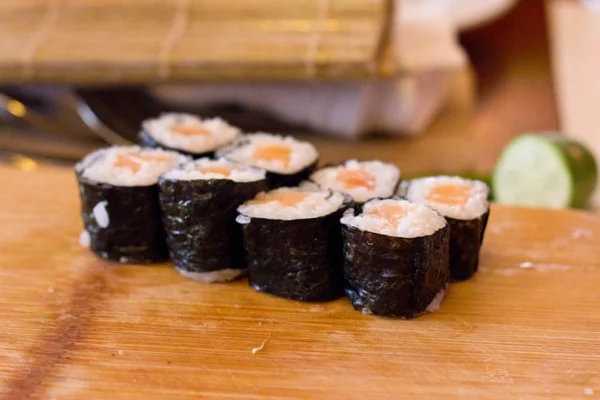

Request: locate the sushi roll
(140, 113), (242, 158)
(76, 146), (188, 263)
(237, 187), (351, 301)
(159, 158), (268, 283)
(309, 160), (401, 203)
(216, 133), (318, 188)
(403, 176), (490, 281)
(341, 199), (450, 318)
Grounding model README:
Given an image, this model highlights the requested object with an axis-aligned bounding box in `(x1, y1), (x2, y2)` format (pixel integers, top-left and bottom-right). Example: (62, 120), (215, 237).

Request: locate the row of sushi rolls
(76, 113), (490, 319)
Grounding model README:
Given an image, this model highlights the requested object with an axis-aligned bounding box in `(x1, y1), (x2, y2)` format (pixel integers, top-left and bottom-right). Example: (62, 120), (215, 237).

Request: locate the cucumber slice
(492, 133), (597, 208)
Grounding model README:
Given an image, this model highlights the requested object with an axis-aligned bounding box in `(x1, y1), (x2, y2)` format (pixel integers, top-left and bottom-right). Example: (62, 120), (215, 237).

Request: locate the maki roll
(310, 159), (401, 203)
(159, 158), (268, 282)
(140, 113), (241, 158)
(237, 187), (351, 301)
(341, 199), (450, 318)
(216, 133), (318, 188)
(76, 146), (188, 263)
(404, 176), (490, 281)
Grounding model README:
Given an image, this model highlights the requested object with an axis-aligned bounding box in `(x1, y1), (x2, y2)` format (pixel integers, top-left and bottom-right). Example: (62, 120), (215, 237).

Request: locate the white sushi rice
(162, 158), (265, 182)
(77, 146), (188, 186)
(425, 287), (447, 313)
(405, 176), (489, 220)
(310, 160), (400, 203)
(216, 133), (318, 174)
(340, 199), (446, 238)
(237, 187), (345, 221)
(177, 268), (245, 283)
(142, 113), (241, 154)
(92, 201), (110, 228)
(79, 230), (91, 247)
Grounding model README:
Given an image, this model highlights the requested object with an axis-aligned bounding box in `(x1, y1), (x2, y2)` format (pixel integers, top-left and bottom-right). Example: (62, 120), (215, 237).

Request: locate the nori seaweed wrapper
(398, 178), (491, 281)
(239, 194), (352, 301)
(76, 174), (168, 264)
(265, 159), (318, 188)
(158, 175), (268, 274)
(138, 130), (214, 159)
(342, 208), (450, 318)
(446, 209), (490, 281)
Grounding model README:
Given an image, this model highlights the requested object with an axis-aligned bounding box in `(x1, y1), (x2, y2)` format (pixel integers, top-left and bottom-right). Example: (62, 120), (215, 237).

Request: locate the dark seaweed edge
(158, 174), (268, 274)
(76, 172), (169, 264)
(340, 206), (450, 318)
(398, 177), (491, 281)
(445, 209), (491, 282)
(239, 190), (353, 302)
(138, 130), (215, 159)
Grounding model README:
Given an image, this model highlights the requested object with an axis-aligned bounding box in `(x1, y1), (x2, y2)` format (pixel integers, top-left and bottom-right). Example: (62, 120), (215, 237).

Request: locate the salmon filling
(114, 153), (170, 173)
(168, 124), (212, 136)
(252, 144), (291, 167)
(197, 165), (231, 177)
(337, 169), (376, 190)
(427, 183), (470, 208)
(249, 191), (309, 207)
(368, 203), (407, 229)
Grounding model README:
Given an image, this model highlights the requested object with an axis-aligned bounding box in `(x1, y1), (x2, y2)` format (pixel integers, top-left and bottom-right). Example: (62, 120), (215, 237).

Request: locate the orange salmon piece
(427, 183), (470, 208)
(114, 153), (169, 173)
(169, 124), (212, 136)
(337, 169), (376, 190)
(249, 191), (309, 207)
(369, 203), (407, 228)
(198, 165), (231, 177)
(252, 144), (291, 167)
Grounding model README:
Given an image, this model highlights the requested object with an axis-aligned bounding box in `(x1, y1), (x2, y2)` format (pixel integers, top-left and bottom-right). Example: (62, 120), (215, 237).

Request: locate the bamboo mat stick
(0, 0), (393, 83)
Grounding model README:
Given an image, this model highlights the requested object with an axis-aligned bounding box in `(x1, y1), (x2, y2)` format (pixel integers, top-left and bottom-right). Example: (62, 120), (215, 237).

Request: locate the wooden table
(3, 3), (598, 398)
(1, 154), (600, 399)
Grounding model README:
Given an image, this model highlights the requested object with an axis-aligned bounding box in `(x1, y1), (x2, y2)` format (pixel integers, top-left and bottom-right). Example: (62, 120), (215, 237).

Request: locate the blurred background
(0, 0), (598, 208)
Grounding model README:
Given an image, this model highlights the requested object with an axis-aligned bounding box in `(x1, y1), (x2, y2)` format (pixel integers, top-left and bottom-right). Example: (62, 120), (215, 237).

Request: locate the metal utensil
(73, 96), (132, 145)
(0, 93), (92, 142)
(0, 89), (133, 147)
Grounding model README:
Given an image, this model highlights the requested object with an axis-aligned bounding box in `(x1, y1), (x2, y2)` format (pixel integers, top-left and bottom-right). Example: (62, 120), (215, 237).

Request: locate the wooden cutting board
(1, 163), (599, 400)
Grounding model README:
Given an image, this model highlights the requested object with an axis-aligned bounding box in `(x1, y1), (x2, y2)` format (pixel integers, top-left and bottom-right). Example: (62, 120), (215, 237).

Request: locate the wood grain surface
(1, 162), (600, 399)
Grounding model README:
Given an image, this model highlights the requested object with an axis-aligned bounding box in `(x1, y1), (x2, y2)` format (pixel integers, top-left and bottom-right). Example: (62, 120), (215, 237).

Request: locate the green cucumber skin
(491, 133), (597, 209)
(490, 134), (563, 208)
(544, 134), (598, 208)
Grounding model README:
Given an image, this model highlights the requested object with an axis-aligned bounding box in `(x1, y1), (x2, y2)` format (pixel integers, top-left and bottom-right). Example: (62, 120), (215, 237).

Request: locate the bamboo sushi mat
(0, 0), (393, 84)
